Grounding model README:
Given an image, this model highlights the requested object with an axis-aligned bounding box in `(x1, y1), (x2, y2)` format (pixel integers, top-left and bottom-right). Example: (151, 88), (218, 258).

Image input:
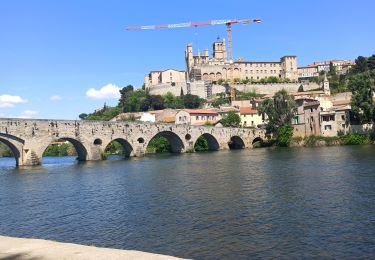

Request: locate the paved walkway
(0, 236), (185, 260)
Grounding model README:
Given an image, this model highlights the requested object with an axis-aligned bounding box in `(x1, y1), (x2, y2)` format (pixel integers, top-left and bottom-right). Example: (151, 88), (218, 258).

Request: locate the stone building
(185, 39), (298, 82)
(239, 107), (265, 128)
(175, 109), (219, 126)
(292, 98), (321, 137)
(144, 69), (186, 89)
(297, 59), (355, 79)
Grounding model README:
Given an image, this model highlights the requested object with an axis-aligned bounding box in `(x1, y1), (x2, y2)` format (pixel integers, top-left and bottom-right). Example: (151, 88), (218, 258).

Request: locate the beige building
(144, 69), (185, 89)
(298, 59), (355, 79)
(185, 39), (298, 82)
(239, 107), (264, 128)
(292, 98), (321, 137)
(175, 109), (219, 126)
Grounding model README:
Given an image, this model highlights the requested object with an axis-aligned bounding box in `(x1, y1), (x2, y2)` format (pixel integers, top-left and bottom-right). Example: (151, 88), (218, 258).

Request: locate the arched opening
(146, 131), (184, 154)
(252, 137), (264, 148)
(194, 133), (220, 152)
(0, 138), (20, 166)
(228, 136), (245, 150)
(93, 138), (102, 145)
(42, 138), (87, 164)
(137, 137), (145, 144)
(185, 134), (191, 141)
(103, 138), (133, 160)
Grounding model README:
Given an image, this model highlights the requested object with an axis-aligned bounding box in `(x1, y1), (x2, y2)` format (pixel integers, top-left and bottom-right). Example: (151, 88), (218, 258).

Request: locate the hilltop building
(144, 69), (185, 89)
(185, 39), (298, 82)
(297, 59), (355, 79)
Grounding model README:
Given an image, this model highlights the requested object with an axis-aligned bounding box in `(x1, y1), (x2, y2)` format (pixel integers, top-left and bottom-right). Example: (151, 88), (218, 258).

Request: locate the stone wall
(149, 81), (321, 99)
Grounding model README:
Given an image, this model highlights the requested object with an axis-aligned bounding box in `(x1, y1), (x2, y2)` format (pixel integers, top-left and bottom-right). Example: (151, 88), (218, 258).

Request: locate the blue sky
(0, 0), (374, 119)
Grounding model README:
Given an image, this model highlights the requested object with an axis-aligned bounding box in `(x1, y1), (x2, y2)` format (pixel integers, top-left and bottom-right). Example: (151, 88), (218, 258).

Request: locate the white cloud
(0, 94), (27, 108)
(49, 95), (62, 101)
(86, 83), (121, 100)
(18, 110), (38, 119)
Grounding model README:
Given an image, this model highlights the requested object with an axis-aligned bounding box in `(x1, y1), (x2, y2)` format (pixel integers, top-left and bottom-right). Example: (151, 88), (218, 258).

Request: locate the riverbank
(254, 133), (373, 148)
(0, 236), (185, 260)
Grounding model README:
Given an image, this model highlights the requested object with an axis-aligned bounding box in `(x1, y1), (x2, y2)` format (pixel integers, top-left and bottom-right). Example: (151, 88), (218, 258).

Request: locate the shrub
(276, 125), (294, 147)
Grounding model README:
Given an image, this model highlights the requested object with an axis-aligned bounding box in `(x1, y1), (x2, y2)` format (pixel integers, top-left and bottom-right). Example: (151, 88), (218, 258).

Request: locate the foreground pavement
(0, 236), (185, 260)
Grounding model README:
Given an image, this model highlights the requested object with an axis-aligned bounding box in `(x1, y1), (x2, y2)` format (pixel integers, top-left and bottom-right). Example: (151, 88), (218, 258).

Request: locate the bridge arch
(252, 137), (264, 144)
(0, 134), (23, 166)
(39, 137), (88, 162)
(103, 138), (133, 158)
(228, 136), (245, 149)
(146, 131), (184, 153)
(194, 133), (220, 151)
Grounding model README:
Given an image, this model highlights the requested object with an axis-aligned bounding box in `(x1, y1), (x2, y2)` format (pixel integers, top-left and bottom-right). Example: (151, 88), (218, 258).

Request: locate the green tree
(367, 54), (375, 70)
(183, 94), (204, 109)
(352, 56), (368, 74)
(257, 89), (296, 134)
(118, 85), (134, 109)
(276, 125), (294, 147)
(79, 113), (88, 120)
(298, 85), (304, 92)
(329, 62), (337, 76)
(348, 70), (375, 124)
(221, 111), (241, 127)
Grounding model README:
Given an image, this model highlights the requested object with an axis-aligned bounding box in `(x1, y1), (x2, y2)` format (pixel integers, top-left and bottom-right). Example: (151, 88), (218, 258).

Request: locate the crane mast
(127, 18), (261, 101)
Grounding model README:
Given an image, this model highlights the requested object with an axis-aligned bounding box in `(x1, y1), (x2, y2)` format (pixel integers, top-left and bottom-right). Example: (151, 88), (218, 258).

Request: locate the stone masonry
(0, 119), (266, 166)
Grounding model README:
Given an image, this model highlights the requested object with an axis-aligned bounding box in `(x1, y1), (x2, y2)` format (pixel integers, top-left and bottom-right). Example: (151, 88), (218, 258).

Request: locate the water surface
(1, 146), (375, 259)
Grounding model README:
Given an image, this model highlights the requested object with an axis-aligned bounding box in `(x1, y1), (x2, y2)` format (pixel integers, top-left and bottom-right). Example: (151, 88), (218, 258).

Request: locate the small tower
(323, 74), (330, 96)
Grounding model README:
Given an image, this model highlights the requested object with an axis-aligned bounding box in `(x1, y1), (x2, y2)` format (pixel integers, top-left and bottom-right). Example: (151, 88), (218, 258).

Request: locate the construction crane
(126, 18), (262, 101)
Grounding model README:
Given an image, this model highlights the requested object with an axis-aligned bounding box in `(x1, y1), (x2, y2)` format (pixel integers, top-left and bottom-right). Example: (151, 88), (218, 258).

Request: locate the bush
(146, 136), (171, 153)
(276, 125), (294, 147)
(194, 136), (209, 151)
(339, 133), (371, 145)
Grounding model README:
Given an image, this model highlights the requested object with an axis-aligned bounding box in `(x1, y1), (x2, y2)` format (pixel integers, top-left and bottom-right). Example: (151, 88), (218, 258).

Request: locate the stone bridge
(0, 118), (266, 166)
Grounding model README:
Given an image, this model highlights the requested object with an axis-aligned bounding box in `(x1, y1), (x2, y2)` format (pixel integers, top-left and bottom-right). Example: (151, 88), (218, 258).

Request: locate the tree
(348, 70), (375, 124)
(150, 95), (165, 110)
(352, 56), (368, 74)
(367, 54), (375, 71)
(183, 94), (203, 109)
(298, 85), (304, 92)
(79, 113), (88, 120)
(118, 85), (134, 108)
(329, 61), (337, 76)
(277, 125), (294, 147)
(257, 89), (296, 134)
(221, 111), (241, 127)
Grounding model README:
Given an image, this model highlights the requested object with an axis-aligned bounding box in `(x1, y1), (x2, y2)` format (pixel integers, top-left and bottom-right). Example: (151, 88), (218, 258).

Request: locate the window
(342, 124), (345, 129)
(341, 115), (345, 120)
(179, 116), (182, 121)
(184, 116), (187, 120)
(196, 116), (199, 120)
(325, 125), (332, 130)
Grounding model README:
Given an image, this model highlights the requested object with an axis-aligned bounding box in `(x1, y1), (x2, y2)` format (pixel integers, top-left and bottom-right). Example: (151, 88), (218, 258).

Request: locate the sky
(0, 0), (374, 120)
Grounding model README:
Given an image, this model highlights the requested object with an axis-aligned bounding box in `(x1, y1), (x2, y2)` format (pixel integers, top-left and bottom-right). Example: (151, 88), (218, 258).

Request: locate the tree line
(80, 85), (205, 121)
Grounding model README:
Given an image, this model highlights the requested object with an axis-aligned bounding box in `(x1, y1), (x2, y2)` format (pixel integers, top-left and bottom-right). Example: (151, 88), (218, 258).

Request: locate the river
(1, 145), (375, 259)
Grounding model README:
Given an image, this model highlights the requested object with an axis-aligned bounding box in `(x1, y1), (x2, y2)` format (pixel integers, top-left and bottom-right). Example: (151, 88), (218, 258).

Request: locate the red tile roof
(240, 107), (258, 115)
(183, 109), (218, 115)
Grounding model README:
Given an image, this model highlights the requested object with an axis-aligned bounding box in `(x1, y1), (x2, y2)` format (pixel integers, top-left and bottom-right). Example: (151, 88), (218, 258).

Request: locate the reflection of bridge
(0, 119), (266, 166)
